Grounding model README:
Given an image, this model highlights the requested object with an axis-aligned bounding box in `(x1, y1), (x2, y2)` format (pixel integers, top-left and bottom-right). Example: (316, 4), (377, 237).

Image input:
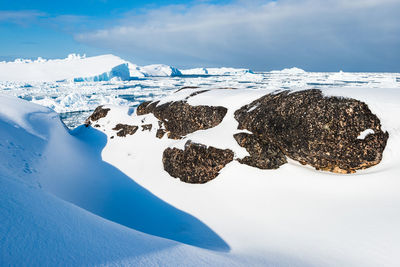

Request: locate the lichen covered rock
(234, 89), (389, 173)
(112, 124), (138, 137)
(137, 100), (227, 139)
(163, 141), (234, 183)
(84, 106), (110, 126)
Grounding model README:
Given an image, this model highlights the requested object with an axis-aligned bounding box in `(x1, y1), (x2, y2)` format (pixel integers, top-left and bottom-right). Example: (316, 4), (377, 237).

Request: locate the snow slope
(88, 87), (400, 267)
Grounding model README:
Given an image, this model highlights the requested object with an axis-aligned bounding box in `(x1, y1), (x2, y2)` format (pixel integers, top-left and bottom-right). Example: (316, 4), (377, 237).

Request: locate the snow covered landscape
(1, 53), (400, 266)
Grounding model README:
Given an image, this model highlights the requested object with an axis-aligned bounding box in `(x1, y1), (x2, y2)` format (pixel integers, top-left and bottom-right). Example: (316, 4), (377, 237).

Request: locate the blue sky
(1, 0), (399, 71)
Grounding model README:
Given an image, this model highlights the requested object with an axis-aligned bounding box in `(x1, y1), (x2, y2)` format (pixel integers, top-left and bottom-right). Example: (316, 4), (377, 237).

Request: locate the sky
(0, 0), (399, 72)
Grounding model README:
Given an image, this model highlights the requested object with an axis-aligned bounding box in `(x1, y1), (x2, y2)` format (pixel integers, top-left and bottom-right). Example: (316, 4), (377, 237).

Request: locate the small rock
(156, 129), (166, 139)
(112, 124), (139, 137)
(163, 141), (234, 183)
(85, 106), (110, 126)
(141, 124), (153, 131)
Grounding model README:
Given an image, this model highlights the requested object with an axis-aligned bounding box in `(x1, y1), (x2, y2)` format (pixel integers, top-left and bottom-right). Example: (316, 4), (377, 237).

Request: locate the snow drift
(1, 94), (257, 266)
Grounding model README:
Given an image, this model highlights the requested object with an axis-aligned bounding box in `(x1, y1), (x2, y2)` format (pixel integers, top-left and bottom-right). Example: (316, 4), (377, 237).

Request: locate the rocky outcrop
(163, 141), (234, 183)
(84, 106), (110, 126)
(234, 133), (287, 169)
(234, 89), (389, 173)
(137, 100), (227, 139)
(85, 88), (389, 183)
(112, 124), (138, 137)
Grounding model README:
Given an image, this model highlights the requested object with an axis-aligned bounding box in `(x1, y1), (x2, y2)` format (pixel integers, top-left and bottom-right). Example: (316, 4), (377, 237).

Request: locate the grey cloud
(75, 0), (400, 71)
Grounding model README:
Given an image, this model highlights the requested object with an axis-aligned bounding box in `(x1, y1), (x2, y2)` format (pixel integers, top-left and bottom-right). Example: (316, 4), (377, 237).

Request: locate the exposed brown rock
(152, 101), (227, 139)
(136, 101), (160, 116)
(234, 133), (287, 169)
(185, 90), (210, 100)
(141, 124), (153, 131)
(156, 129), (166, 139)
(163, 141), (234, 183)
(84, 106), (110, 126)
(112, 124), (139, 137)
(234, 89), (388, 173)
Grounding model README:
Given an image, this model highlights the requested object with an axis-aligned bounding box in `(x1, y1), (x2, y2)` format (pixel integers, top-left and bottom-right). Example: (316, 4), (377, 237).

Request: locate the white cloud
(75, 0), (400, 71)
(0, 10), (46, 25)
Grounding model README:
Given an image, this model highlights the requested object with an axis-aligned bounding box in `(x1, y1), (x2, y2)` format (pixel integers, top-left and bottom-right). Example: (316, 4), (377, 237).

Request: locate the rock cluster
(86, 88), (389, 183)
(163, 141), (234, 183)
(234, 89), (389, 173)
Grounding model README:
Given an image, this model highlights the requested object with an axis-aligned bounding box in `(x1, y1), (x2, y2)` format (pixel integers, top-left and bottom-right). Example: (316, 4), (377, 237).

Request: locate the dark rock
(84, 106), (110, 126)
(163, 141), (234, 183)
(234, 133), (287, 169)
(185, 90), (210, 100)
(156, 129), (166, 139)
(234, 89), (388, 173)
(136, 101), (160, 116)
(141, 124), (153, 131)
(112, 124), (139, 137)
(152, 101), (227, 139)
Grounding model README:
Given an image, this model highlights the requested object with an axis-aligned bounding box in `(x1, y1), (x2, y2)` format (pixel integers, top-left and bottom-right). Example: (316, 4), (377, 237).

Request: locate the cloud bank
(74, 0), (399, 71)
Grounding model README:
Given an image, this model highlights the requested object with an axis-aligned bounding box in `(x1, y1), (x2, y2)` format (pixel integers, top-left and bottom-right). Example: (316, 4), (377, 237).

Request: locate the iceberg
(181, 67), (253, 76)
(139, 64), (182, 77)
(270, 67), (307, 74)
(0, 54), (131, 82)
